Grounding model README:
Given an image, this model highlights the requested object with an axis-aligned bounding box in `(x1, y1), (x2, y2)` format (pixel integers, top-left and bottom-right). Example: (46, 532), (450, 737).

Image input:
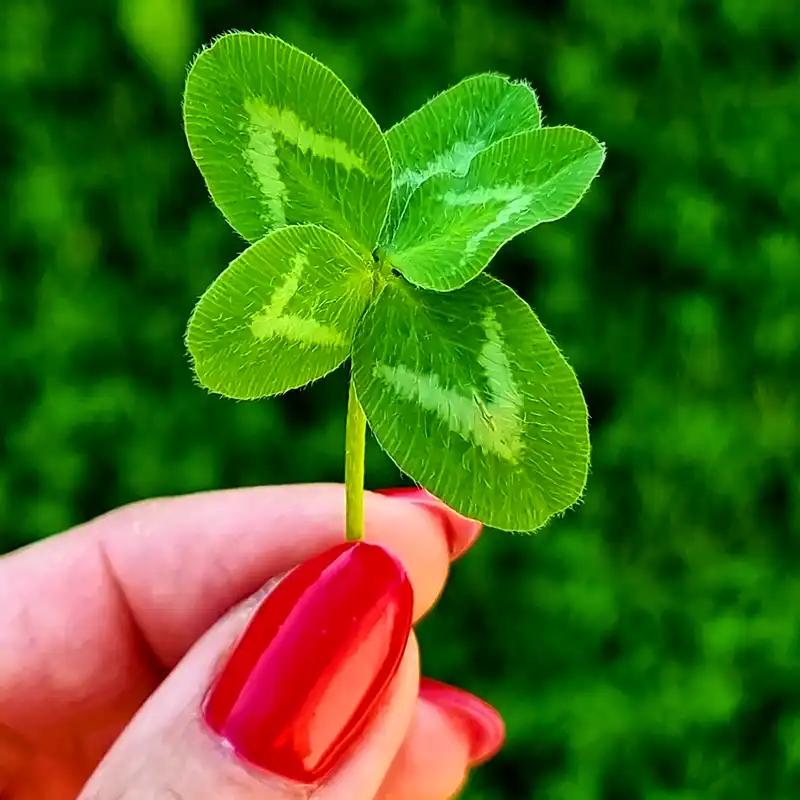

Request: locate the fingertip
(419, 678), (505, 766)
(374, 689), (472, 800)
(374, 487), (483, 560)
(365, 490), (451, 620)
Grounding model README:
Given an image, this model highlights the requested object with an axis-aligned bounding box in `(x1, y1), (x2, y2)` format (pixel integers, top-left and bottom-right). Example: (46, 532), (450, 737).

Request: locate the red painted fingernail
(203, 542), (413, 784)
(420, 678), (505, 766)
(377, 487), (482, 559)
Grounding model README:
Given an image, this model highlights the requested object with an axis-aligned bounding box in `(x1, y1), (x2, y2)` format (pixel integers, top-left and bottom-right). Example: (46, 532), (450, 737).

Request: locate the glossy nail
(420, 678), (505, 765)
(203, 542), (414, 784)
(377, 487), (482, 559)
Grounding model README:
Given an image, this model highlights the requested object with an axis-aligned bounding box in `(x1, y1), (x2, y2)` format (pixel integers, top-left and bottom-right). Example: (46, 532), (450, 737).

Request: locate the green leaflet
(187, 224), (374, 399)
(352, 274), (590, 531)
(386, 126), (605, 291)
(383, 73), (541, 240)
(183, 32), (392, 252)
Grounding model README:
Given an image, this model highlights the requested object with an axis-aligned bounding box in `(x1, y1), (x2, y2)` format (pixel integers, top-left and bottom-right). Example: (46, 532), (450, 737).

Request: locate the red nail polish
(203, 542), (413, 784)
(420, 678), (505, 765)
(377, 487), (482, 559)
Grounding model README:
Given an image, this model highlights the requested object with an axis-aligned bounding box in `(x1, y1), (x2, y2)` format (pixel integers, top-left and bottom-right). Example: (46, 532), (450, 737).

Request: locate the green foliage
(184, 32), (601, 530)
(2, 0), (799, 797)
(118, 0), (194, 88)
(353, 274), (589, 531)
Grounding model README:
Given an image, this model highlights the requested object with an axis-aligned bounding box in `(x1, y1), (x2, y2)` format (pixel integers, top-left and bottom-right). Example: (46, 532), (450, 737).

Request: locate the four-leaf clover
(183, 32), (605, 532)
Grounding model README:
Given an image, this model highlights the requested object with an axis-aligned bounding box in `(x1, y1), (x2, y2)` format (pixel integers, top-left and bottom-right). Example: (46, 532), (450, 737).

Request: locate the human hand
(0, 484), (504, 798)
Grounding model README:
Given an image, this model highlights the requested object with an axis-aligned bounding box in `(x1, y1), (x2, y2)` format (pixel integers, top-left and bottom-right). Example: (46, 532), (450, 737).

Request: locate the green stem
(345, 378), (366, 542)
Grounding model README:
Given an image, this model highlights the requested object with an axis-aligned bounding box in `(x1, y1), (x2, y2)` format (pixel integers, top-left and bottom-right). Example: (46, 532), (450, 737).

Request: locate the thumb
(79, 542), (419, 800)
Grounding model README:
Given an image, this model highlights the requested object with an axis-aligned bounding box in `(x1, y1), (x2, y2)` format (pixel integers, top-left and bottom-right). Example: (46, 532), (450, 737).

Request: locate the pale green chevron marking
(393, 139), (486, 191)
(249, 252), (344, 346)
(245, 99), (370, 174)
(476, 308), (524, 455)
(241, 96), (372, 229)
(353, 275), (590, 531)
(387, 126), (606, 292)
(441, 186), (534, 263)
(383, 73), (542, 240)
(188, 224), (373, 399)
(243, 105), (288, 229)
(373, 308), (523, 461)
(253, 252), (305, 321)
(184, 33), (392, 250)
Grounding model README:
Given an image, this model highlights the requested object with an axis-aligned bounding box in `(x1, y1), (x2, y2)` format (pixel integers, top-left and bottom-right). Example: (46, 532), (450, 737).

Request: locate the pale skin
(0, 485), (477, 799)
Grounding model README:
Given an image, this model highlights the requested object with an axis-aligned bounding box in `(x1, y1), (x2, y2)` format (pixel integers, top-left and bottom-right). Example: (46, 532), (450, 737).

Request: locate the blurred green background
(1, 0), (799, 796)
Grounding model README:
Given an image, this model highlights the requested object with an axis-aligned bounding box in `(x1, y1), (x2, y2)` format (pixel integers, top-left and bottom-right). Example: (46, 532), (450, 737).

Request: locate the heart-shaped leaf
(184, 32), (392, 252)
(386, 126), (605, 291)
(188, 224), (374, 399)
(382, 73), (541, 240)
(352, 274), (589, 530)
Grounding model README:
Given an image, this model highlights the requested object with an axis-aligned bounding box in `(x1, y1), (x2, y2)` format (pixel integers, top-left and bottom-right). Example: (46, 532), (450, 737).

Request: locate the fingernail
(377, 487), (482, 559)
(203, 542), (414, 784)
(419, 678), (505, 766)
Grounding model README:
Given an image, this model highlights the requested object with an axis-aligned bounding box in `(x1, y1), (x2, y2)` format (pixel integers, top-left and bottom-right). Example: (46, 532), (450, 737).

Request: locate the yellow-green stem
(345, 379), (366, 542)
